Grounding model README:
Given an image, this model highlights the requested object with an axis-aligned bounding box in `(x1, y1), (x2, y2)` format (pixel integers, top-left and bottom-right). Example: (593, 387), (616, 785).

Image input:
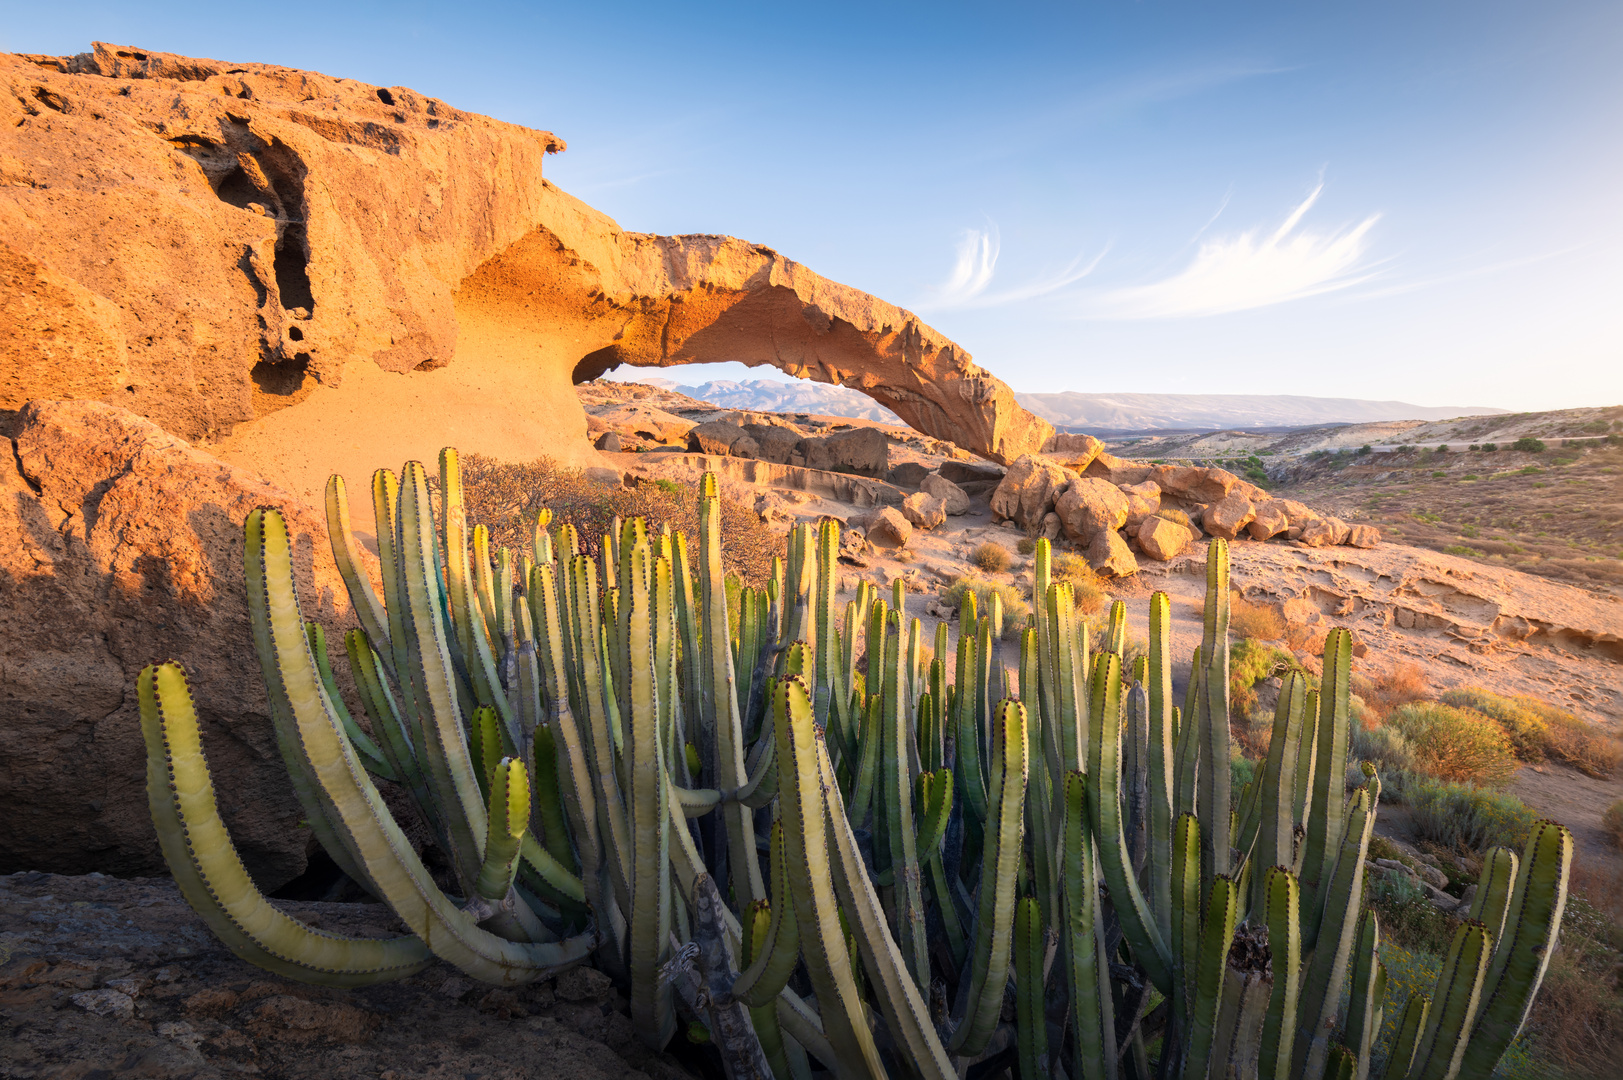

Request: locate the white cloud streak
(1081, 185), (1381, 319)
(918, 224), (1103, 311)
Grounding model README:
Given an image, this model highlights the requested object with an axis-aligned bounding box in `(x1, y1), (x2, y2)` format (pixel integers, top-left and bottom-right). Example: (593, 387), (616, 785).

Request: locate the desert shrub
(1406, 776), (1539, 852)
(1482, 442), (1498, 452)
(970, 541), (1013, 574)
(1357, 444), (1372, 455)
(1386, 702), (1517, 785)
(1016, 537), (1037, 555)
(457, 453), (778, 583)
(940, 576), (1029, 635)
(1360, 661), (1429, 717)
(1230, 751), (1257, 791)
(1050, 551), (1107, 615)
(1227, 638), (1297, 718)
(1229, 591), (1287, 641)
(1440, 687), (1622, 778)
(1353, 723), (1418, 777)
(1512, 436), (1546, 453)
(1604, 800), (1623, 850)
(1522, 871), (1623, 1077)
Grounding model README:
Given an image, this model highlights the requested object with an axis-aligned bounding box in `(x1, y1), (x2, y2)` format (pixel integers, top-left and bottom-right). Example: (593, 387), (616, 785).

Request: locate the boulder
(796, 427), (889, 477)
(990, 454), (1072, 530)
(838, 528), (870, 565)
(1119, 480), (1161, 528)
(593, 431), (622, 452)
(1054, 477), (1130, 545)
(688, 420), (750, 456)
(730, 435), (761, 460)
(940, 460), (1006, 486)
(1246, 499), (1291, 541)
(1346, 524), (1381, 549)
(1082, 452), (1156, 486)
(1202, 493), (1257, 541)
(1041, 512), (1063, 540)
(1136, 516), (1192, 561)
(886, 462), (932, 488)
(1, 401), (367, 886)
(1299, 517), (1352, 548)
(744, 424), (803, 465)
(861, 506), (913, 548)
(589, 402), (695, 445)
(1043, 432), (1105, 470)
(1087, 528), (1139, 578)
(920, 472), (971, 515)
(900, 493), (947, 530)
(1152, 465), (1242, 504)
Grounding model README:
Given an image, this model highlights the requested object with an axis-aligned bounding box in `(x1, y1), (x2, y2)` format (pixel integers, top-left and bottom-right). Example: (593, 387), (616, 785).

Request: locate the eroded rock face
(990, 454), (1072, 531)
(0, 401), (363, 885)
(1137, 516), (1192, 561)
(920, 472), (971, 515)
(1, 44), (1051, 468)
(1055, 477), (1130, 546)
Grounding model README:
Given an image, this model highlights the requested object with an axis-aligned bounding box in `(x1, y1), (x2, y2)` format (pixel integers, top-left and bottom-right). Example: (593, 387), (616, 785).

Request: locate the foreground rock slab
(0, 872), (692, 1080)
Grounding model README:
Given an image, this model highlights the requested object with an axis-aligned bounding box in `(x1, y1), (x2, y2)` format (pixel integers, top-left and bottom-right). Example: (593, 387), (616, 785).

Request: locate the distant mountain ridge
(642, 378), (904, 423)
(639, 378), (1504, 432)
(1016, 392), (1506, 432)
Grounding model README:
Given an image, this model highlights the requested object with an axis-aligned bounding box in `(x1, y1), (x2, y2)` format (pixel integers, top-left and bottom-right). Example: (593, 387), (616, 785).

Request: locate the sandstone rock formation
(1, 43), (1051, 495)
(1, 401), (364, 885)
(862, 506), (913, 548)
(921, 472), (971, 515)
(989, 454), (1072, 531)
(1055, 477), (1130, 546)
(901, 492), (948, 530)
(1137, 516), (1193, 561)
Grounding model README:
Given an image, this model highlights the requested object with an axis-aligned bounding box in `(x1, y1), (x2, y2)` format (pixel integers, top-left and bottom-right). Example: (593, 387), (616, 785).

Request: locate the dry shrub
(1155, 507), (1194, 530)
(1229, 590), (1287, 641)
(1405, 775), (1538, 850)
(1361, 662), (1430, 717)
(940, 576), (1029, 636)
(1525, 862), (1623, 1078)
(1285, 621), (1329, 655)
(457, 453), (779, 584)
(1050, 551), (1107, 615)
(970, 541), (1013, 574)
(1605, 800), (1623, 851)
(1387, 702), (1517, 785)
(1441, 687), (1623, 778)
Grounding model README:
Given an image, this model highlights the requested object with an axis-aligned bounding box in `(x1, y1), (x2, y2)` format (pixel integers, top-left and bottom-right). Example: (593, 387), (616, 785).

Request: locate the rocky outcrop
(0, 401), (364, 886)
(901, 492), (947, 530)
(795, 427), (889, 477)
(989, 454), (1072, 531)
(1137, 516), (1193, 561)
(1055, 478), (1130, 546)
(1, 43), (1051, 478)
(920, 472), (971, 515)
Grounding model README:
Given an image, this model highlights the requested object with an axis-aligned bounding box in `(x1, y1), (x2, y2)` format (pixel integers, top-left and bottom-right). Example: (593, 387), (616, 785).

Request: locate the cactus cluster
(140, 449), (1572, 1079)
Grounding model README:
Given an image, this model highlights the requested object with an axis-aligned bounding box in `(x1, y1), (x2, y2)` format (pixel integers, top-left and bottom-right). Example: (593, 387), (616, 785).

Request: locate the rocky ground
(0, 873), (695, 1080)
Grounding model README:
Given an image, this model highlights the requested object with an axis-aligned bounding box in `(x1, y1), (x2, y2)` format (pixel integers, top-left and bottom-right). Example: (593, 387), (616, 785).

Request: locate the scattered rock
(744, 424), (802, 465)
(687, 420), (750, 456)
(1246, 499), (1291, 541)
(1087, 528), (1139, 578)
(990, 453), (1072, 530)
(796, 427), (889, 477)
(1137, 516), (1192, 561)
(587, 403), (695, 446)
(838, 528), (870, 565)
(1152, 465), (1241, 504)
(861, 506), (913, 548)
(1041, 511), (1063, 540)
(1055, 476), (1130, 545)
(1346, 524), (1381, 548)
(1202, 493), (1257, 541)
(887, 461), (932, 487)
(582, 466), (624, 488)
(901, 492), (947, 530)
(1298, 516), (1352, 548)
(593, 431), (622, 452)
(1043, 432), (1105, 470)
(1119, 481), (1161, 528)
(72, 988), (135, 1020)
(920, 472), (971, 515)
(939, 460), (1006, 486)
(1081, 452), (1156, 486)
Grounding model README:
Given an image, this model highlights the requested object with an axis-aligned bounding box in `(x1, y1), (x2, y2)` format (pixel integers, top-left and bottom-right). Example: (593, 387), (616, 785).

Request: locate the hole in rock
(375, 87), (396, 106)
(30, 86), (68, 113)
(287, 325), (303, 341)
(250, 353), (315, 417)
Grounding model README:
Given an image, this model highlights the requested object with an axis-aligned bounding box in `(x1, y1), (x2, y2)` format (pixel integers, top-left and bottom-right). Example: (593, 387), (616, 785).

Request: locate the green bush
(1482, 442), (1498, 452)
(1353, 723), (1418, 777)
(1406, 776), (1540, 853)
(1357, 444), (1372, 455)
(1512, 437), (1546, 453)
(1016, 537), (1036, 555)
(1386, 701), (1517, 785)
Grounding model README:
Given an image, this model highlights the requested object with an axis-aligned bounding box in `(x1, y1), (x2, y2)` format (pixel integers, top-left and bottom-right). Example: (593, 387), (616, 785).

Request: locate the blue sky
(11, 2), (1621, 410)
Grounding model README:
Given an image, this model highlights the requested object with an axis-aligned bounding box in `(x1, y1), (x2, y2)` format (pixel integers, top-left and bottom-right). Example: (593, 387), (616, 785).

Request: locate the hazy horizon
(13, 2), (1620, 412)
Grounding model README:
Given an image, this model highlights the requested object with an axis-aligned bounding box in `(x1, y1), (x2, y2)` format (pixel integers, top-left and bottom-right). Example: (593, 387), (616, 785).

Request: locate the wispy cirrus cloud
(1080, 184), (1381, 319)
(917, 224), (1103, 311)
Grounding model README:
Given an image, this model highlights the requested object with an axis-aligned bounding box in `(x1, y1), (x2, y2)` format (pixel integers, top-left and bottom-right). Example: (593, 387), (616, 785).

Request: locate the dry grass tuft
(458, 453), (780, 584)
(1229, 591), (1287, 641)
(940, 576), (1029, 636)
(1050, 551), (1108, 615)
(1361, 662), (1430, 717)
(970, 541), (1013, 574)
(1524, 862), (1623, 1078)
(1605, 801), (1623, 851)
